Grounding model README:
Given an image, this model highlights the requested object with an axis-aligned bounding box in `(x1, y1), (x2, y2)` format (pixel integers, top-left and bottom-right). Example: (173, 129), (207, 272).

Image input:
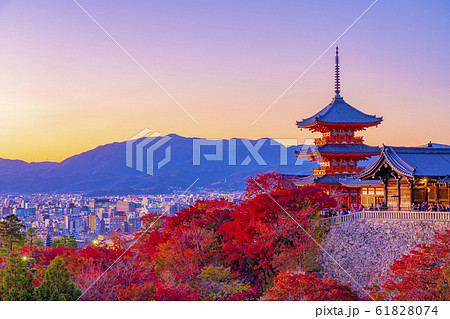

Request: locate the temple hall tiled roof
(359, 145), (450, 179)
(296, 96), (383, 128)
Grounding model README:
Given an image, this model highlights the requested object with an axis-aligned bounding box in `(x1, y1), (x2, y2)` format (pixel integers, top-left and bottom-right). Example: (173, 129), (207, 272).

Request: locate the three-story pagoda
(294, 48), (383, 207)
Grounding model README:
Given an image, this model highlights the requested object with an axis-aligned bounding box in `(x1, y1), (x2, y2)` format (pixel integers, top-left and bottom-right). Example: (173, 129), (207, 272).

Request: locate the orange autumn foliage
(267, 271), (360, 301)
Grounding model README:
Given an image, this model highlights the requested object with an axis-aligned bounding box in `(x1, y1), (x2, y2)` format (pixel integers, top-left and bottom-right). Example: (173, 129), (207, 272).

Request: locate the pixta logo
(126, 129), (172, 176)
(126, 129), (314, 175)
(192, 138), (307, 166)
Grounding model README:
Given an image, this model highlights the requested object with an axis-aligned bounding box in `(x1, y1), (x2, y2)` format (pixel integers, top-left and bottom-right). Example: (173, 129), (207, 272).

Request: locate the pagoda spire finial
(335, 46), (341, 98)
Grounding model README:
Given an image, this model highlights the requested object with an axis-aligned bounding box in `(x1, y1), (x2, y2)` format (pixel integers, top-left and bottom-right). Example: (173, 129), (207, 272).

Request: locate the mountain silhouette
(0, 134), (316, 194)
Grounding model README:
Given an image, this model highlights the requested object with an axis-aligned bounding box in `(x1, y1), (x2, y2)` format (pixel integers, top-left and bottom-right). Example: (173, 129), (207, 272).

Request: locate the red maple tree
(375, 230), (450, 300)
(267, 271), (360, 301)
(3, 173), (346, 301)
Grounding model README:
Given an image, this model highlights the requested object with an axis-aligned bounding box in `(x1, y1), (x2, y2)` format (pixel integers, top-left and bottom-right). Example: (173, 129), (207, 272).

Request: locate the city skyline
(1, 0), (449, 162)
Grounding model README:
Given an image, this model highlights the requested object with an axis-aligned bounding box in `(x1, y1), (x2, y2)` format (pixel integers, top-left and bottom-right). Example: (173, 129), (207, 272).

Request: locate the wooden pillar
(436, 182), (440, 204)
(397, 177), (401, 211)
(383, 178), (388, 208)
(409, 179), (414, 209)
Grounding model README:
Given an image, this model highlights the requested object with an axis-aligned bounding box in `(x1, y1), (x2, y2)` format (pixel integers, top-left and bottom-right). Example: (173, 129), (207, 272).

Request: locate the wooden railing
(311, 210), (450, 227)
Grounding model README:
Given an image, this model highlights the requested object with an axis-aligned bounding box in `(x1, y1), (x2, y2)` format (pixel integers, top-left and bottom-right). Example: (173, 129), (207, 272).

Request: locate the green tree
(34, 236), (44, 247)
(0, 214), (25, 251)
(68, 235), (77, 248)
(36, 256), (82, 301)
(0, 251), (35, 301)
(52, 235), (77, 248)
(26, 227), (37, 245)
(51, 236), (66, 248)
(198, 266), (254, 300)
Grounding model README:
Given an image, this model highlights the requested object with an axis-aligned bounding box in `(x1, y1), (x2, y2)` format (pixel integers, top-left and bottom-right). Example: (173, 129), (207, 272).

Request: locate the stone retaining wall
(319, 219), (450, 295)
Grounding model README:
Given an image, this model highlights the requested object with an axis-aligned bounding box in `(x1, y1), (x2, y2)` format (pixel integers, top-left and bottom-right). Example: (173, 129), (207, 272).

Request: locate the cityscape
(0, 191), (243, 248)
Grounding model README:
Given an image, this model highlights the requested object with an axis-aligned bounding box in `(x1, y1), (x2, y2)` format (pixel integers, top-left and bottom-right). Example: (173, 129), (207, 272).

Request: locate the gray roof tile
(359, 146), (450, 179)
(297, 96), (382, 127)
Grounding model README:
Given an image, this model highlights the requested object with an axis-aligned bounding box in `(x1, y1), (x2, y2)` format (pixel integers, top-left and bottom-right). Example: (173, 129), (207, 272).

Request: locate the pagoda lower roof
(293, 174), (351, 186)
(296, 144), (381, 156)
(293, 174), (382, 187)
(296, 96), (382, 128)
(340, 177), (383, 187)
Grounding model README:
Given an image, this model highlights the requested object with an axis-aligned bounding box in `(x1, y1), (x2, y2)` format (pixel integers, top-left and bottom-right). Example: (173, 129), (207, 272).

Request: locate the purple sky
(0, 0), (449, 161)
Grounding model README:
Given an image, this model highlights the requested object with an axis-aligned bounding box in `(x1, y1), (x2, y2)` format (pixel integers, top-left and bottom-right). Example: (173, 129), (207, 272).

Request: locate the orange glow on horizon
(0, 1), (449, 162)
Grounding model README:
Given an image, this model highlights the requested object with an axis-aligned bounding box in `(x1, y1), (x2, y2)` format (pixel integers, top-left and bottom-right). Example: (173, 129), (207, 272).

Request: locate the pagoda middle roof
(296, 144), (381, 156)
(296, 96), (382, 128)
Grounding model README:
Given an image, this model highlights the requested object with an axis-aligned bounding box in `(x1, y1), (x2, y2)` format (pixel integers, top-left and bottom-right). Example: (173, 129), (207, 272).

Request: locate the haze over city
(0, 0), (449, 162)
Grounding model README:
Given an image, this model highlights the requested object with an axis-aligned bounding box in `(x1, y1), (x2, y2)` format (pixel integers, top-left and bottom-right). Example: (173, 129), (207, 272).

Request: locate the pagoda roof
(293, 174), (383, 187)
(340, 177), (383, 187)
(296, 96), (382, 128)
(293, 174), (351, 186)
(296, 144), (381, 156)
(359, 145), (450, 180)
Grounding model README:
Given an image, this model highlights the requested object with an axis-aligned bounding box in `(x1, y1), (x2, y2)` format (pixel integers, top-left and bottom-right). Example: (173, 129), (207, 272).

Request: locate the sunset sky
(0, 0), (449, 162)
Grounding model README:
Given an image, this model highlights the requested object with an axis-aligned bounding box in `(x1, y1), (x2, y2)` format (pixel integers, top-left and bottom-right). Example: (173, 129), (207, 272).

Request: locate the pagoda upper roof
(296, 144), (381, 156)
(359, 145), (450, 179)
(296, 96), (382, 128)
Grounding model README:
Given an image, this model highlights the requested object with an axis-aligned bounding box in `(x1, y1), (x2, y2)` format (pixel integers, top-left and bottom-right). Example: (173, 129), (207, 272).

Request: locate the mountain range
(0, 134), (317, 195)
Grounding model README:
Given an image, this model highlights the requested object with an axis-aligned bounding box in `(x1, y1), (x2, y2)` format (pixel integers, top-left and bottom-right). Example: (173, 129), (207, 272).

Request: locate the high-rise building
(87, 215), (98, 232)
(110, 217), (125, 232)
(127, 217), (142, 233)
(116, 200), (134, 213)
(94, 199), (111, 214)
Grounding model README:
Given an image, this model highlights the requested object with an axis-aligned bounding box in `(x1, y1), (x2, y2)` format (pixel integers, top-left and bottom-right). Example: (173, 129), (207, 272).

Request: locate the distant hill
(0, 134), (317, 194)
(2, 136), (446, 195)
(416, 142), (450, 148)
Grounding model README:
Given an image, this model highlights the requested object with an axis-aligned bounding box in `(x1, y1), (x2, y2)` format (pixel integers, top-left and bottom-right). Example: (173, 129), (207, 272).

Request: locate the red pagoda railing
(314, 136), (363, 146)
